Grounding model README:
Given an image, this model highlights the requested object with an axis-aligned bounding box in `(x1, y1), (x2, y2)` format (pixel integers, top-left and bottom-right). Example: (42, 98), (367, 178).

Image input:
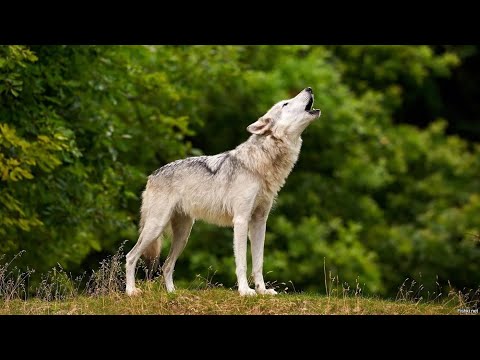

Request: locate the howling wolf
(126, 87), (321, 296)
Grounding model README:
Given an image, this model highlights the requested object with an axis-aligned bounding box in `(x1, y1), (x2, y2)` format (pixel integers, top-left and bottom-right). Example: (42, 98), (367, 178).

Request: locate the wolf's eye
(282, 102), (289, 107)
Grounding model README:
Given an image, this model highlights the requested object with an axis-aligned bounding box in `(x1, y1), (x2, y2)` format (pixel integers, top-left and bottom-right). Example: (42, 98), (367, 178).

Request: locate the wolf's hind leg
(126, 206), (173, 296)
(162, 212), (194, 293)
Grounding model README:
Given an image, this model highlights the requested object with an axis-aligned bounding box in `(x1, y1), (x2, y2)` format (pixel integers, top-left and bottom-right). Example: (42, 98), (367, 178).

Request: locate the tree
(1, 45), (479, 297)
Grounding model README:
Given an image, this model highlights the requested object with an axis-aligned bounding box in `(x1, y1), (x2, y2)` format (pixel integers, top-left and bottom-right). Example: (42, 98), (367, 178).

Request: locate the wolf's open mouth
(305, 95), (314, 111)
(305, 94), (320, 115)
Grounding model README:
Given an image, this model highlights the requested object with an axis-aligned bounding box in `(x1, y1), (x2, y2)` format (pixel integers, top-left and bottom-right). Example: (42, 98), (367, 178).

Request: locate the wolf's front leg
(249, 216), (277, 295)
(233, 217), (256, 296)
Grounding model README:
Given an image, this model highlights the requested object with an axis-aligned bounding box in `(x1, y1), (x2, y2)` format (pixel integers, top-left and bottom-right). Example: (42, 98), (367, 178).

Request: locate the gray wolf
(126, 87), (321, 296)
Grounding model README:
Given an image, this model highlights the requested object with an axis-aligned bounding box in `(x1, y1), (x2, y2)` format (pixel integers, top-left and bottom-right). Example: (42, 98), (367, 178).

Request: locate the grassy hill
(1, 250), (476, 315)
(0, 286), (465, 315)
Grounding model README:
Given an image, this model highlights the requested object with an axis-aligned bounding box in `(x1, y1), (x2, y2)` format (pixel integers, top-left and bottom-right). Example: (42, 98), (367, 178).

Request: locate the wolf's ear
(247, 117), (273, 135)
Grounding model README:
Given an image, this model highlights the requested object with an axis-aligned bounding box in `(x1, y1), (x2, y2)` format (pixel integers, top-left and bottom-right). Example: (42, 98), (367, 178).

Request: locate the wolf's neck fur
(233, 134), (302, 196)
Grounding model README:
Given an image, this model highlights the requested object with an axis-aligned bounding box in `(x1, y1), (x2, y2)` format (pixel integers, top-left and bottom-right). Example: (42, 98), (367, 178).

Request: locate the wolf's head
(247, 87), (321, 140)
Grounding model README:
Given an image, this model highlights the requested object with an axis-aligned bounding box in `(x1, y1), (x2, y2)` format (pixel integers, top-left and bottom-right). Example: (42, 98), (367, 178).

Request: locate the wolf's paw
(258, 288), (277, 295)
(239, 287), (257, 296)
(126, 287), (143, 297)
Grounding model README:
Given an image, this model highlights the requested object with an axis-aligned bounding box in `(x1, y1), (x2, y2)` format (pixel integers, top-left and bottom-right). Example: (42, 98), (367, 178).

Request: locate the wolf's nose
(305, 87), (312, 93)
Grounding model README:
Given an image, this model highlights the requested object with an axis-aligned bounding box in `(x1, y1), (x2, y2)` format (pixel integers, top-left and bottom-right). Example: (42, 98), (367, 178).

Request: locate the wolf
(125, 87), (321, 296)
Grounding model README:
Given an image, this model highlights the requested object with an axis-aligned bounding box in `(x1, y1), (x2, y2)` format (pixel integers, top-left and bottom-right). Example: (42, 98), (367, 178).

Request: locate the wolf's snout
(305, 87), (312, 93)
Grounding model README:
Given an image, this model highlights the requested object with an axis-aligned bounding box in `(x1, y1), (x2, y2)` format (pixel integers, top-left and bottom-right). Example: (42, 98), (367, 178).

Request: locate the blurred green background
(1, 45), (479, 298)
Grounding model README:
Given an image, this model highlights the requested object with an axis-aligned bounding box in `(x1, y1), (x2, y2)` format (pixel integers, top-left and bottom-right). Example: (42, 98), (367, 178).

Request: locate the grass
(0, 286), (464, 315)
(1, 245), (478, 315)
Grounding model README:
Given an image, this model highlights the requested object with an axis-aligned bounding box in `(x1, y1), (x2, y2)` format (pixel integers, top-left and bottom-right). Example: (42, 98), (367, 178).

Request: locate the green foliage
(0, 45), (195, 271)
(1, 45), (479, 297)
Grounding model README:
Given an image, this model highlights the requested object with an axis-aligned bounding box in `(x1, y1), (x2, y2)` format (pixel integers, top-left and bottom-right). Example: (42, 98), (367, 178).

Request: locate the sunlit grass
(0, 286), (462, 315)
(0, 247), (478, 315)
